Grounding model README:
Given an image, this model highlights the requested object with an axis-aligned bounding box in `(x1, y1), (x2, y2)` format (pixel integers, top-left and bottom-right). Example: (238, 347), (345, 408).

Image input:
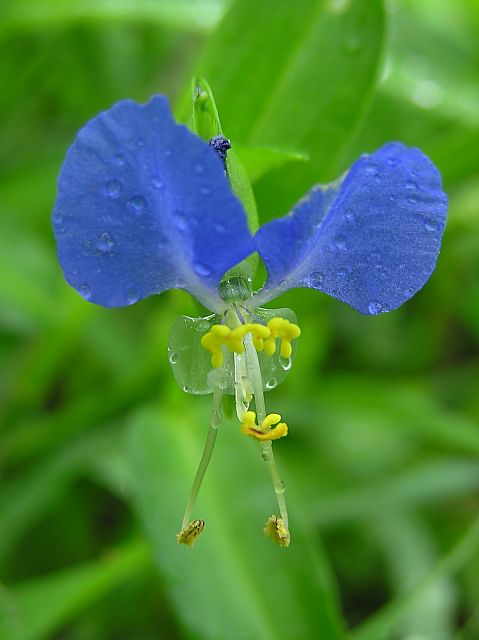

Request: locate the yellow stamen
(266, 317), (301, 360)
(200, 317), (301, 368)
(176, 519), (205, 547)
(264, 515), (290, 547)
(241, 410), (288, 441)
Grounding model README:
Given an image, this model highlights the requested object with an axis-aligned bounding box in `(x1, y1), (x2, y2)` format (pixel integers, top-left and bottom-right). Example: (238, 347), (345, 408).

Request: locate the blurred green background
(1, 0), (479, 638)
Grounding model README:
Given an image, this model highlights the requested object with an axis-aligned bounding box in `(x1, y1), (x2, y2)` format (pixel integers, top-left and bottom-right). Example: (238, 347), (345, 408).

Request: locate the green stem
(181, 385), (223, 529)
(243, 334), (289, 531)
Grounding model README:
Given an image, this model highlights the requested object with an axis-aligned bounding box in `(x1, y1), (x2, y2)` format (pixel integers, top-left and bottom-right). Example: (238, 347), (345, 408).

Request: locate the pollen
(264, 515), (290, 547)
(176, 519), (205, 546)
(241, 410), (288, 441)
(264, 317), (301, 358)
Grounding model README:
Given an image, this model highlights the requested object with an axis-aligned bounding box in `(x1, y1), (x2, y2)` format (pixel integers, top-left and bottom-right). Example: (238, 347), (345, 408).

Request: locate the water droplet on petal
(105, 179), (121, 197)
(408, 195), (418, 203)
(126, 288), (139, 305)
(368, 300), (383, 315)
(364, 163), (377, 174)
(194, 262), (212, 277)
(200, 186), (211, 196)
(404, 287), (414, 296)
(115, 153), (126, 166)
(386, 157), (397, 167)
(195, 163), (204, 174)
(406, 180), (417, 190)
(425, 220), (437, 232)
(173, 210), (187, 231)
(169, 352), (178, 364)
(334, 236), (347, 251)
(97, 232), (114, 251)
(279, 356), (292, 371)
(151, 177), (164, 189)
(79, 284), (91, 300)
(128, 195), (146, 212)
(344, 210), (354, 221)
(266, 378), (277, 390)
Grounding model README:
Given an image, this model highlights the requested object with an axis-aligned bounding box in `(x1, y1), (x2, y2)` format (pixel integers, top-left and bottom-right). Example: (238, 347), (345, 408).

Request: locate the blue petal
(253, 142), (448, 314)
(53, 96), (254, 311)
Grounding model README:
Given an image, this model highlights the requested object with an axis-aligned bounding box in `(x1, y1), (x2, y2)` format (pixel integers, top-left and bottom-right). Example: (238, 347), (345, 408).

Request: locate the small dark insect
(208, 134), (231, 162)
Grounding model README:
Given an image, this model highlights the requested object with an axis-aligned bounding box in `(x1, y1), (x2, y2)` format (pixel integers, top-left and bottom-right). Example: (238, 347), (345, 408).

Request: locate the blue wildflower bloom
(53, 95), (447, 547)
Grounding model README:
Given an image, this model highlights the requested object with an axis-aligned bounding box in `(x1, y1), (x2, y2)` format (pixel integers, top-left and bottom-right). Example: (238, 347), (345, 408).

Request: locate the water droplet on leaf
(266, 378), (277, 390)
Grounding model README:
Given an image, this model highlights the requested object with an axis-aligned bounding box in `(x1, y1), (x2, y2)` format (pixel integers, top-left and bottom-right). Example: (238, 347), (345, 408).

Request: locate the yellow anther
(241, 411), (288, 441)
(264, 317), (301, 360)
(201, 321), (277, 367)
(264, 515), (290, 547)
(176, 519), (205, 547)
(263, 336), (277, 356)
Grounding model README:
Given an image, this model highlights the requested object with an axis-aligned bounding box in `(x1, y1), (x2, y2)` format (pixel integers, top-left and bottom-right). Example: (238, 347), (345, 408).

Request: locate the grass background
(1, 0), (479, 638)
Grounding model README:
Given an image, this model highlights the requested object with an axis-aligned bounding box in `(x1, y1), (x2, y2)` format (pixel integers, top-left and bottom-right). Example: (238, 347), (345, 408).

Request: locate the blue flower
(53, 95), (447, 546)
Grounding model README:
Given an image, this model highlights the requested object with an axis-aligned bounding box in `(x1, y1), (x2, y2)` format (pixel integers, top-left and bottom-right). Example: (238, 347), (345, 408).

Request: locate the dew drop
(404, 287), (414, 296)
(173, 210), (187, 231)
(169, 352), (178, 365)
(115, 153), (126, 166)
(182, 385), (190, 393)
(261, 452), (269, 463)
(364, 163), (377, 174)
(406, 180), (417, 190)
(266, 378), (277, 390)
(386, 157), (397, 167)
(97, 232), (114, 251)
(276, 480), (285, 493)
(194, 262), (212, 277)
(425, 220), (437, 232)
(344, 210), (354, 222)
(200, 186), (211, 196)
(194, 162), (204, 174)
(279, 356), (292, 371)
(126, 288), (139, 305)
(105, 179), (121, 197)
(128, 195), (146, 212)
(79, 284), (91, 300)
(368, 300), (383, 315)
(151, 177), (164, 189)
(408, 195), (418, 203)
(334, 236), (347, 251)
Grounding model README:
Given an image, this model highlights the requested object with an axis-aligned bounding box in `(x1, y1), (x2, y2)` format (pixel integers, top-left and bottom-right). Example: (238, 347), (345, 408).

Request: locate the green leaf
(1, 0), (230, 33)
(0, 540), (150, 640)
(186, 0), (384, 212)
(125, 404), (346, 640)
(234, 144), (308, 184)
